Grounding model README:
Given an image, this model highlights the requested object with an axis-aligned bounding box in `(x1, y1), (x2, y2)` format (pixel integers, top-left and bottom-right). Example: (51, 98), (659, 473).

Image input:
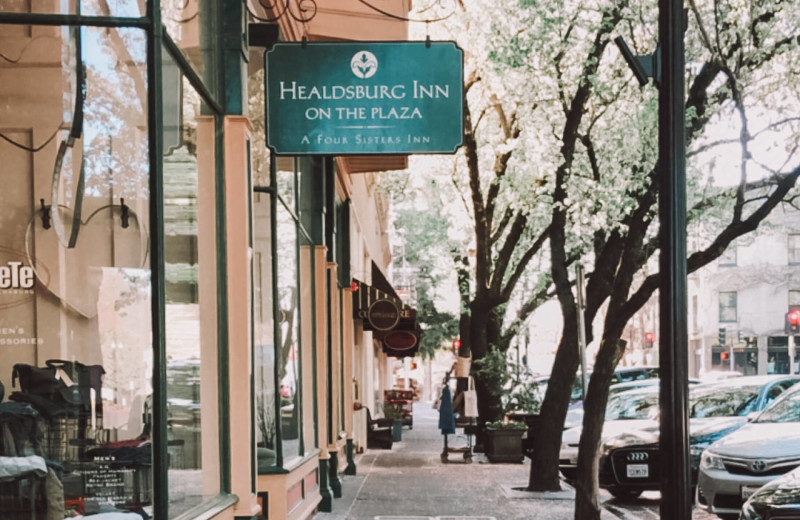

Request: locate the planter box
(485, 429), (525, 463)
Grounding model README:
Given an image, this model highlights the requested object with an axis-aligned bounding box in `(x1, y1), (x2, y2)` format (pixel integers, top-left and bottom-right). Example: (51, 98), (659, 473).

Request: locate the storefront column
(224, 116), (260, 518)
(343, 285), (357, 475)
(315, 246), (333, 511)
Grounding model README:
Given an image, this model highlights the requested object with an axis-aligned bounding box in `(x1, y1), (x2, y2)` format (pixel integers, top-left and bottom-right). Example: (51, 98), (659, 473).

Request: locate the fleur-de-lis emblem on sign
(351, 51), (378, 79)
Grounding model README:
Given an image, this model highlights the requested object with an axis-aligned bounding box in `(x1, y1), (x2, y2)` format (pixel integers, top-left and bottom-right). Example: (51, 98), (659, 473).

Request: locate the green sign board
(266, 41), (464, 155)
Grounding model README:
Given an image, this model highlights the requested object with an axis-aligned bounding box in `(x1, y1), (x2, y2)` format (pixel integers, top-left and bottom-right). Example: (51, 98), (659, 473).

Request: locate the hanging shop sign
(383, 330), (418, 351)
(265, 41), (464, 155)
(367, 299), (401, 331)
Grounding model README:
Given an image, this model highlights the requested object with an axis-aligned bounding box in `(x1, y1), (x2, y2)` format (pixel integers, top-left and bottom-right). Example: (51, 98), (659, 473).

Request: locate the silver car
(697, 382), (800, 520)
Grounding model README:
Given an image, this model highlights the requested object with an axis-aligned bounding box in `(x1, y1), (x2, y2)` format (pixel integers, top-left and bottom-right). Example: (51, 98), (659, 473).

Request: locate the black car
(740, 465), (800, 520)
(597, 375), (800, 500)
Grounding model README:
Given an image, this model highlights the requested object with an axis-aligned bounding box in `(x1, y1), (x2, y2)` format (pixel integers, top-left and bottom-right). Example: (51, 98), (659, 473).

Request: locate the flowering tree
(397, 0), (800, 516)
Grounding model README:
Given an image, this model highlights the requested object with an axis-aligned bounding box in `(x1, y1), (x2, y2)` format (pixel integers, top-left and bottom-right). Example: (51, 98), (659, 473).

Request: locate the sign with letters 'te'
(266, 41), (464, 155)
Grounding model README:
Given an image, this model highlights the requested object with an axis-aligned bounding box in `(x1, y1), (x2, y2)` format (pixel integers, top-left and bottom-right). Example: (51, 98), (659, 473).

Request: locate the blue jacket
(438, 386), (456, 435)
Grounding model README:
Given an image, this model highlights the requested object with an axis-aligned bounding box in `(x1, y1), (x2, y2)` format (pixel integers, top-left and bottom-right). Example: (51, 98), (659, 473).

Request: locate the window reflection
(254, 192), (277, 469)
(162, 60), (220, 515)
(0, 23), (153, 518)
(277, 168), (301, 462)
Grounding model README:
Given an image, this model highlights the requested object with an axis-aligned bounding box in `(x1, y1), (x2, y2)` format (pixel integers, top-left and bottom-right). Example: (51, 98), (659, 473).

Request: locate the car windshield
(689, 384), (760, 418)
(605, 391), (659, 420)
(755, 388), (800, 423)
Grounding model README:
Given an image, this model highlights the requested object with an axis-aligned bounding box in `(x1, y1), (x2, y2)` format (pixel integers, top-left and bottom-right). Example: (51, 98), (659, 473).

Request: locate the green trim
(318, 459), (333, 513)
(344, 439), (357, 475)
(147, 3), (169, 518)
(294, 159), (306, 457)
(171, 494), (239, 520)
(269, 152), (283, 468)
(329, 451), (341, 498)
(162, 34), (223, 115)
(257, 449), (321, 475)
(0, 12), (148, 28)
(221, 0), (247, 114)
(215, 114), (232, 493)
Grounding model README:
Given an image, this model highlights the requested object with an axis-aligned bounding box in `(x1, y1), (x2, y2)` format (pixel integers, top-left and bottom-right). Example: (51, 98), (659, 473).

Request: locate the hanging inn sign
(265, 41), (464, 155)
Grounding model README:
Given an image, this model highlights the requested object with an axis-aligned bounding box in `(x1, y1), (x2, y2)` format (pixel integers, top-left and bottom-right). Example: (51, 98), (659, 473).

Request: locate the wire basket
(43, 416), (103, 462)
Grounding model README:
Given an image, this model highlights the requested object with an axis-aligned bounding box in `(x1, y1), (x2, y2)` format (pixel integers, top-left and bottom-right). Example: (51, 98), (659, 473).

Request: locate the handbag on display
(11, 359), (104, 416)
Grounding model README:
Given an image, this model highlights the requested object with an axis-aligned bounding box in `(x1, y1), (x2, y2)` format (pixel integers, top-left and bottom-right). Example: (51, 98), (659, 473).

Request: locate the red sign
(383, 330), (418, 351)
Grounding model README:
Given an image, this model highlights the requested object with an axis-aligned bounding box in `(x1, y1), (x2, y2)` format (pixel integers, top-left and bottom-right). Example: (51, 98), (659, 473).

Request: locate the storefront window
(276, 167), (302, 463)
(253, 190), (277, 470)
(253, 162), (305, 470)
(2, 0), (145, 16)
(0, 23), (153, 518)
(162, 0), (219, 100)
(162, 51), (220, 516)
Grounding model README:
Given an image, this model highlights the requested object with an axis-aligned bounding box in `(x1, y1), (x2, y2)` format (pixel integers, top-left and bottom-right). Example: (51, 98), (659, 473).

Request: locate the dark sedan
(740, 465), (800, 520)
(597, 375), (800, 500)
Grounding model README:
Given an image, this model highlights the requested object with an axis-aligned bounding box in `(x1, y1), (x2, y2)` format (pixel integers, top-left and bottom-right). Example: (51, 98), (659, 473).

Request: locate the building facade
(689, 208), (800, 378)
(0, 2), (412, 519)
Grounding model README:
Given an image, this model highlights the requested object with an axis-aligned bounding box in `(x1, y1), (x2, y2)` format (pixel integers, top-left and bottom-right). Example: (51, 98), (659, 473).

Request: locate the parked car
(697, 381), (800, 519)
(564, 379), (662, 430)
(563, 378), (704, 430)
(559, 385), (661, 481)
(598, 375), (800, 501)
(524, 365), (661, 415)
(740, 465), (800, 520)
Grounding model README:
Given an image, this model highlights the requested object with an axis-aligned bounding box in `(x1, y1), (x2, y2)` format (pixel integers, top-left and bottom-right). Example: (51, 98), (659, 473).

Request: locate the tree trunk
(527, 321), (580, 490)
(573, 337), (627, 520)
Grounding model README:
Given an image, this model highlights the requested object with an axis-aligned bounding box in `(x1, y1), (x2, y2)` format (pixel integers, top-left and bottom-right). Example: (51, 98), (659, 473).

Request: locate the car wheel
(607, 487), (643, 500)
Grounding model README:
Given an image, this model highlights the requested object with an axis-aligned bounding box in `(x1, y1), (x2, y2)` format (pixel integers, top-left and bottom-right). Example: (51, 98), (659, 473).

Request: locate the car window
(764, 383), (790, 407)
(605, 392), (659, 420)
(757, 388), (800, 423)
(689, 385), (760, 417)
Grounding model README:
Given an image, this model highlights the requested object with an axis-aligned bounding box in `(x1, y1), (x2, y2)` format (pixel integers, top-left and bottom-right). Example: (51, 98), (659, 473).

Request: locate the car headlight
(689, 442), (709, 458)
(700, 450), (725, 471)
(740, 501), (762, 520)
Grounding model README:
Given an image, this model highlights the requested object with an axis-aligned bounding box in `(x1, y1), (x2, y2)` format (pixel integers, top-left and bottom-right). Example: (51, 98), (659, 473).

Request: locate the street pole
(659, 0), (692, 518)
(576, 264), (588, 400)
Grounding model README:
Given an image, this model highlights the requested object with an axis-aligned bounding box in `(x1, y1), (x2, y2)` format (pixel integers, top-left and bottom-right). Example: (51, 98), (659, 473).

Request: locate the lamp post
(615, 2), (691, 518)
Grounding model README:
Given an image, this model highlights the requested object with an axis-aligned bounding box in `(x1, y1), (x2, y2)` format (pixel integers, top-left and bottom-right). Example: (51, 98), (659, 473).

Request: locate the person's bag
(455, 355), (471, 378)
(463, 377), (479, 417)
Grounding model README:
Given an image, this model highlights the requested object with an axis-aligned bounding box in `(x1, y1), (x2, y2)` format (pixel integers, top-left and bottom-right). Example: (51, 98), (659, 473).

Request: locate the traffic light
(453, 338), (462, 352)
(787, 310), (800, 334)
(721, 351), (730, 361)
(718, 327), (726, 346)
(644, 331), (655, 349)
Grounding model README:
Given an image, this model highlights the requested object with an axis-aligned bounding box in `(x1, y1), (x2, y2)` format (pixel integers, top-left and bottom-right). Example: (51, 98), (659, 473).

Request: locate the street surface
(315, 402), (720, 520)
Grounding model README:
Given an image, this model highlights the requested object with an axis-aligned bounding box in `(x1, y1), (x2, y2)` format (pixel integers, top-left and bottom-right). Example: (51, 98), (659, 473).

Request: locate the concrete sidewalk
(314, 401), (619, 520)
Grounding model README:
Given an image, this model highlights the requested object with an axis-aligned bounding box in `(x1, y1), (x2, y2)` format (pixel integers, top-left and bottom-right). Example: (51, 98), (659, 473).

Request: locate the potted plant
(382, 402), (406, 442)
(484, 420), (526, 463)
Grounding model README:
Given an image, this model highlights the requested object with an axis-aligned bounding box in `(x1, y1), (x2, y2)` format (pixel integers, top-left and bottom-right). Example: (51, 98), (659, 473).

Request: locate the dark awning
(351, 265), (419, 358)
(371, 262), (401, 301)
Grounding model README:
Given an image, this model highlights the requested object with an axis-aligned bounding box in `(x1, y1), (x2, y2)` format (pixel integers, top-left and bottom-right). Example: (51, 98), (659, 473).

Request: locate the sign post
(266, 41), (464, 155)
